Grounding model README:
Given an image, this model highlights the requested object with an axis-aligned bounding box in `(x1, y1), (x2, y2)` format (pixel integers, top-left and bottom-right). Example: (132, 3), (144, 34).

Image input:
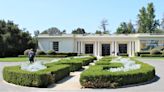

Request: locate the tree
(72, 28), (86, 34)
(137, 2), (159, 33)
(0, 20), (36, 57)
(95, 30), (102, 34)
(34, 30), (40, 37)
(160, 14), (164, 30)
(99, 19), (110, 34)
(41, 27), (61, 35)
(116, 22), (135, 34)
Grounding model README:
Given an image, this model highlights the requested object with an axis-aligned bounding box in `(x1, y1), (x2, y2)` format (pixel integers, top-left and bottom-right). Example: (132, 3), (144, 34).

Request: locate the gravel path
(0, 57), (164, 92)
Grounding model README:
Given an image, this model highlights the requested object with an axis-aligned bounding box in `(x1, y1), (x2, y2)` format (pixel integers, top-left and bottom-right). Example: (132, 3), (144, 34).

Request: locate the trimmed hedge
(80, 57), (155, 88)
(55, 52), (77, 56)
(36, 50), (46, 55)
(46, 56), (96, 72)
(140, 54), (164, 57)
(135, 51), (150, 56)
(150, 49), (161, 55)
(47, 50), (56, 55)
(18, 55), (67, 58)
(3, 65), (70, 87)
(118, 53), (129, 56)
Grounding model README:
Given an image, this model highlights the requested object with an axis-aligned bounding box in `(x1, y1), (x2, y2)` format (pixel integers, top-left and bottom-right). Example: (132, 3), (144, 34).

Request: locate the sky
(0, 0), (164, 35)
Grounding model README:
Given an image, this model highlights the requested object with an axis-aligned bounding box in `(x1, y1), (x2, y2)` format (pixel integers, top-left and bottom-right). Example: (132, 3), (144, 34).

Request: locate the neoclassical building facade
(38, 34), (164, 57)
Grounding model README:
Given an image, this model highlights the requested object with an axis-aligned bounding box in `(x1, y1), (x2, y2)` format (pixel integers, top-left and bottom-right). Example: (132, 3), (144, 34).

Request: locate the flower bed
(3, 65), (70, 87)
(80, 57), (155, 88)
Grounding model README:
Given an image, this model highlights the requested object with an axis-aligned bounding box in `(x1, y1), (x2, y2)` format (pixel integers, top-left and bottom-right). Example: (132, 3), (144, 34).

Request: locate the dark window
(119, 44), (127, 54)
(53, 42), (59, 51)
(85, 44), (93, 54)
(102, 44), (110, 56)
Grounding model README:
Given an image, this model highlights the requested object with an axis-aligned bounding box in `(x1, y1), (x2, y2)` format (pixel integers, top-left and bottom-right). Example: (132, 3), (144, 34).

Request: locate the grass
(0, 57), (54, 62)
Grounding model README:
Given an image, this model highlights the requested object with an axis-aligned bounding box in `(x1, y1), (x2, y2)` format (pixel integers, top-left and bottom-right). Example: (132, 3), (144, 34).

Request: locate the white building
(38, 34), (164, 57)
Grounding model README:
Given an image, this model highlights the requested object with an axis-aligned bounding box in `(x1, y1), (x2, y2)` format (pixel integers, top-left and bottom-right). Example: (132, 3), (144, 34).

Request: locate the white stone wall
(38, 38), (74, 53)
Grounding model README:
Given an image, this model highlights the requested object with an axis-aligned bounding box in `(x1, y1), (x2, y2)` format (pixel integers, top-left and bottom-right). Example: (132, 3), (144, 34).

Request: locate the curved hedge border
(80, 57), (155, 88)
(46, 56), (96, 72)
(3, 65), (70, 87)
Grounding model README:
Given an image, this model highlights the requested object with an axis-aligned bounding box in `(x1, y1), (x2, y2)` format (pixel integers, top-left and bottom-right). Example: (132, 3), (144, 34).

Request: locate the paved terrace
(0, 57), (164, 92)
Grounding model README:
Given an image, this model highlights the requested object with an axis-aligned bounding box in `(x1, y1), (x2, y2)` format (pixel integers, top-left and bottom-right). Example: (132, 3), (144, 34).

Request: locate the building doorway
(102, 44), (110, 56)
(118, 44), (127, 54)
(85, 44), (93, 54)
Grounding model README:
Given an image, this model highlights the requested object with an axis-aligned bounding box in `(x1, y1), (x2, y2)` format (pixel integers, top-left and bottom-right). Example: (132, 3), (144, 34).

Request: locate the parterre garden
(3, 55), (156, 88)
(3, 56), (96, 87)
(80, 56), (156, 88)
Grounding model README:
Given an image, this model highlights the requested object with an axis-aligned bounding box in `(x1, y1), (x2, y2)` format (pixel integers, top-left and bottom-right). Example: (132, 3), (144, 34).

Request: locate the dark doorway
(119, 44), (127, 54)
(102, 44), (110, 56)
(85, 44), (93, 54)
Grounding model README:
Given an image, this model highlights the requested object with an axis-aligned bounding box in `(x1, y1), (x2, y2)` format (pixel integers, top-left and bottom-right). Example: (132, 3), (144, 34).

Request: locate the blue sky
(0, 0), (163, 34)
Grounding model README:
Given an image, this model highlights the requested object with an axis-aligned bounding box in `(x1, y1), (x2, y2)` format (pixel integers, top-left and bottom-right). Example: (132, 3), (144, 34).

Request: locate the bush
(140, 54), (163, 57)
(24, 49), (31, 55)
(55, 52), (77, 56)
(46, 56), (96, 72)
(118, 53), (129, 56)
(47, 50), (56, 55)
(135, 52), (150, 56)
(150, 49), (161, 55)
(36, 50), (46, 55)
(3, 65), (70, 87)
(80, 57), (155, 88)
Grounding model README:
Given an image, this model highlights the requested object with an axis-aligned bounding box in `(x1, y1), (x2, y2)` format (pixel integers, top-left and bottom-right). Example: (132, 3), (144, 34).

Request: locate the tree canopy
(72, 28), (86, 34)
(116, 22), (135, 34)
(137, 2), (159, 33)
(0, 20), (36, 57)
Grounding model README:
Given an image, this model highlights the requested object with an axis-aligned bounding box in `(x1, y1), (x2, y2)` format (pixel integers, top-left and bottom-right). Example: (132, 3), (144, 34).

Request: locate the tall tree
(137, 2), (159, 33)
(0, 20), (35, 57)
(116, 22), (135, 34)
(41, 27), (61, 35)
(99, 19), (110, 34)
(72, 28), (86, 34)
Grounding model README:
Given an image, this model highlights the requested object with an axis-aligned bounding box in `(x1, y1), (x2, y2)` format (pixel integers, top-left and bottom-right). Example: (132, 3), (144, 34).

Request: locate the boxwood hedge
(80, 57), (155, 88)
(3, 65), (70, 87)
(46, 56), (96, 72)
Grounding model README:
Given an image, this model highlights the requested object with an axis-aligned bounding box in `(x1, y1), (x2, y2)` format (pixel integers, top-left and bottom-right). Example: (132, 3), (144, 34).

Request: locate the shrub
(36, 50), (46, 55)
(24, 49), (31, 55)
(140, 54), (163, 57)
(118, 53), (129, 56)
(135, 52), (150, 56)
(55, 52), (77, 56)
(47, 50), (56, 55)
(150, 49), (161, 55)
(80, 57), (155, 88)
(46, 56), (96, 72)
(3, 65), (70, 87)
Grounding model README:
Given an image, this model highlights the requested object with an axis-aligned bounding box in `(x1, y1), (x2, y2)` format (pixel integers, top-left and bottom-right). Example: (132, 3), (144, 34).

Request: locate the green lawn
(0, 57), (54, 62)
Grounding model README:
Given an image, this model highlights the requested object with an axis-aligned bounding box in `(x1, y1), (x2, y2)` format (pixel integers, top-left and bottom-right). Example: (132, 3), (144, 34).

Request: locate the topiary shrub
(80, 57), (155, 88)
(3, 65), (70, 87)
(47, 50), (56, 55)
(36, 50), (46, 55)
(150, 49), (161, 55)
(24, 49), (31, 55)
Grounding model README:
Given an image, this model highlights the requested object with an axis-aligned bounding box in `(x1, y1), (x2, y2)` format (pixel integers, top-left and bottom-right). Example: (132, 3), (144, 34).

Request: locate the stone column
(128, 41), (132, 57)
(81, 41), (83, 54)
(114, 41), (117, 56)
(97, 41), (100, 56)
(111, 41), (115, 56)
(94, 41), (97, 56)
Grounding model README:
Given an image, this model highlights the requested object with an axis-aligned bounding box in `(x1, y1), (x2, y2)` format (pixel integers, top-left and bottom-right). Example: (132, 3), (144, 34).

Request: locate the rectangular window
(53, 42), (59, 51)
(85, 44), (93, 54)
